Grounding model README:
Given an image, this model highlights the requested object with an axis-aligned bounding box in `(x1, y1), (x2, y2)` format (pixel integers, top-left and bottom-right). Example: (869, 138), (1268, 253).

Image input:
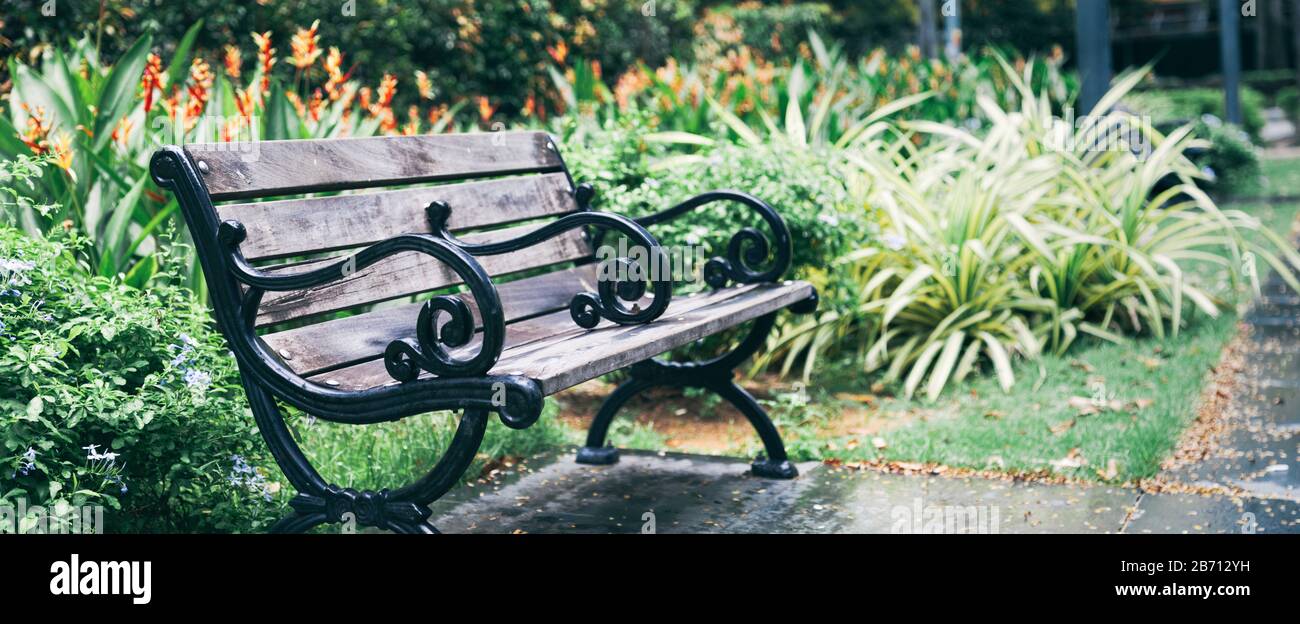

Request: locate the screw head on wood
(197, 160), (210, 174)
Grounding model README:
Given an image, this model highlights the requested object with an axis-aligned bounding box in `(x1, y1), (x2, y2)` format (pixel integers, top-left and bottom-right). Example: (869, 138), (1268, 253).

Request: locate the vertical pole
(943, 0), (962, 61)
(919, 0), (939, 58)
(1220, 0), (1242, 125)
(1075, 0), (1112, 115)
(1293, 0), (1300, 92)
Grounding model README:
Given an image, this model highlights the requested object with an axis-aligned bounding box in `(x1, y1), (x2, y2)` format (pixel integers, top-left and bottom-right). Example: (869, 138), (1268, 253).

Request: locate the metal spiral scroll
(635, 190), (792, 290)
(384, 295), (490, 382)
(213, 219), (506, 384)
(425, 200), (673, 330)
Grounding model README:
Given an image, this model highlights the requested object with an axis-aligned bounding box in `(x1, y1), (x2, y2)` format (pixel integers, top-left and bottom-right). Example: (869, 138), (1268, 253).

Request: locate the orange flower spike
(477, 96), (495, 123)
(323, 47), (345, 100)
(185, 57), (214, 122)
(111, 116), (134, 148)
(285, 91), (307, 118)
(20, 104), (50, 154)
(289, 20), (322, 70)
(415, 70), (434, 100)
(546, 40), (568, 65)
(522, 93), (537, 117)
(375, 74), (398, 109)
(139, 53), (165, 114)
(308, 89), (325, 122)
(358, 87), (373, 112)
(223, 45), (242, 80)
(403, 105), (420, 135)
(252, 31), (277, 93)
(51, 131), (75, 171)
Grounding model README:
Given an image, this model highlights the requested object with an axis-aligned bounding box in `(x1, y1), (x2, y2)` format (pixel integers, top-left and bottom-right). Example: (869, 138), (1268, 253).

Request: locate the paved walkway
(428, 275), (1299, 534)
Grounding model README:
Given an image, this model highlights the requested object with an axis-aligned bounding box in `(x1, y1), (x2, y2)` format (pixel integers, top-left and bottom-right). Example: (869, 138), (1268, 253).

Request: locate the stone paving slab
(1123, 492), (1298, 534)
(428, 449), (1161, 534)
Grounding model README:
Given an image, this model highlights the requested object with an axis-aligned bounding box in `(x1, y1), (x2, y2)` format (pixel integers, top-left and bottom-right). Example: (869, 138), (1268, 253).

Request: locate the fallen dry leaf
(835, 392), (878, 404)
(872, 436), (888, 449)
(1097, 458), (1119, 480)
(1050, 448), (1087, 470)
(1050, 418), (1076, 435)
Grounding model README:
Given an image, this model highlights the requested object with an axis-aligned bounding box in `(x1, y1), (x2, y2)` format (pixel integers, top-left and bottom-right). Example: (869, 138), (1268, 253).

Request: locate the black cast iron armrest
(426, 200), (673, 329)
(217, 221), (505, 382)
(633, 190), (793, 288)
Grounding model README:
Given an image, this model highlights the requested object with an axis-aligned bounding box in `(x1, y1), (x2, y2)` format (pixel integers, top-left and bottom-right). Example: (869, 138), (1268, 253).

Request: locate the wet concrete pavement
(427, 276), (1299, 534)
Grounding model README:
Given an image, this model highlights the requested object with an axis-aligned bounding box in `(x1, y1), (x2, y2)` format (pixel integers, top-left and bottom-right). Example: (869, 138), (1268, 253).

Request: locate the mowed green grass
(780, 157), (1300, 481)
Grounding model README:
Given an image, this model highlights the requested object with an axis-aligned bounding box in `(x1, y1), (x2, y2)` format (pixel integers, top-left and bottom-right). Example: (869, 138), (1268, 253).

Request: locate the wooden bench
(150, 132), (817, 533)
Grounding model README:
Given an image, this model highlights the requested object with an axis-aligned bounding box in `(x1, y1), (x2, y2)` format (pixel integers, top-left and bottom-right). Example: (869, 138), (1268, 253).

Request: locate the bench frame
(151, 137), (816, 534)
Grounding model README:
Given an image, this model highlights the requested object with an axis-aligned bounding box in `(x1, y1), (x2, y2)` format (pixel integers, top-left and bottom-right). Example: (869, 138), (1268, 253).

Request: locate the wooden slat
(255, 224), (592, 326)
(218, 173), (578, 261)
(188, 132), (563, 201)
(307, 281), (815, 394)
(261, 265), (600, 375)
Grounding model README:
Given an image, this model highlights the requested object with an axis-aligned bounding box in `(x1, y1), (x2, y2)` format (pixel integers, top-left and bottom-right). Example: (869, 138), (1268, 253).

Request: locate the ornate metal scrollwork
(427, 200), (672, 330)
(214, 218), (505, 384)
(636, 190), (793, 289)
(289, 486), (431, 530)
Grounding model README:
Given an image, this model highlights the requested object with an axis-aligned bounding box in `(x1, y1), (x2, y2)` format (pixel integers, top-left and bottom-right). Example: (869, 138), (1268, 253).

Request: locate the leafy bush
(557, 114), (858, 288)
(1124, 86), (1267, 141)
(0, 225), (283, 532)
(762, 64), (1300, 399)
(0, 0), (696, 117)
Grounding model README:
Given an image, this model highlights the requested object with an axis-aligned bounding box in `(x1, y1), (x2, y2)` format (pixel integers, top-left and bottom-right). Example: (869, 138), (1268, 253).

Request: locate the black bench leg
(247, 378), (488, 533)
(576, 313), (797, 479)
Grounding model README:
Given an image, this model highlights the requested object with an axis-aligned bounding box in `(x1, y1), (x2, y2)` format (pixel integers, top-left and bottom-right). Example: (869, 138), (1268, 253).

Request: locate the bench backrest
(184, 131), (594, 329)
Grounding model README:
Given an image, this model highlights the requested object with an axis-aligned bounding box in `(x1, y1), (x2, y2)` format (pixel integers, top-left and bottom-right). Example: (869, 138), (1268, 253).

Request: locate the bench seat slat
(305, 281), (815, 395)
(218, 172), (578, 261)
(255, 223), (591, 327)
(188, 132), (564, 201)
(261, 265), (599, 375)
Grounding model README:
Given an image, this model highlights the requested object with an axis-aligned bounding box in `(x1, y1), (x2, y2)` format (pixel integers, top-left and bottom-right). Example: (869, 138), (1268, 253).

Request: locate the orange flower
(252, 31), (277, 94)
(308, 89), (325, 122)
(521, 93), (536, 117)
(358, 87), (373, 112)
(589, 60), (601, 80)
(20, 104), (50, 154)
(323, 47), (346, 100)
(223, 45), (242, 80)
(476, 96), (495, 123)
(427, 103), (448, 128)
(374, 74), (397, 110)
(51, 131), (74, 171)
(221, 116), (244, 142)
(546, 40), (568, 65)
(112, 116), (134, 148)
(285, 91), (307, 118)
(139, 53), (165, 113)
(185, 57), (214, 123)
(415, 70), (434, 100)
(234, 88), (256, 120)
(402, 105), (420, 135)
(375, 107), (397, 134)
(290, 20), (322, 70)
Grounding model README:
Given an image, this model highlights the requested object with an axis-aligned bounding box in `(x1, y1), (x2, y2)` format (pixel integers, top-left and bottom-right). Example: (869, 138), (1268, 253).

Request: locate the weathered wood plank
(255, 223), (592, 326)
(218, 173), (578, 261)
(261, 265), (600, 376)
(306, 281), (815, 394)
(188, 132), (563, 201)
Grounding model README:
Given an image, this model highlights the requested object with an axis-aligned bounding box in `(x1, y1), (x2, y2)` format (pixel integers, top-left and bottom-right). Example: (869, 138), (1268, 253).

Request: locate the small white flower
(185, 369), (212, 391)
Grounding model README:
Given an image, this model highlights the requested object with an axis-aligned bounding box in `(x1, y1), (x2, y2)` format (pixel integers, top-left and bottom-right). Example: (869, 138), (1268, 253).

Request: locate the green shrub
(0, 226), (283, 532)
(557, 115), (859, 291)
(1125, 87), (1267, 141)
